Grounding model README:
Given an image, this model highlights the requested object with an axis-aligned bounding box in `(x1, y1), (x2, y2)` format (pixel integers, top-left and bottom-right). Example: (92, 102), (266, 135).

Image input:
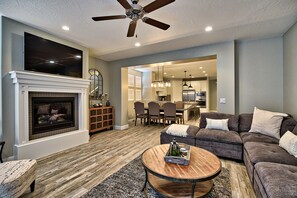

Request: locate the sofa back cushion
(281, 116), (297, 136)
(293, 125), (297, 136)
(239, 113), (296, 135)
(239, 113), (253, 132)
(199, 112), (239, 132)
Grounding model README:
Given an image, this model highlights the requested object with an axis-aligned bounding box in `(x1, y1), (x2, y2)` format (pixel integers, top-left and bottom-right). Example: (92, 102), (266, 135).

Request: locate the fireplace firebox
(29, 93), (78, 140)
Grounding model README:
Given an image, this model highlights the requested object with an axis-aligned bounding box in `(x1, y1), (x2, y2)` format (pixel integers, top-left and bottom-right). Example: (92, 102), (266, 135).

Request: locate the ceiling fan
(92, 0), (175, 37)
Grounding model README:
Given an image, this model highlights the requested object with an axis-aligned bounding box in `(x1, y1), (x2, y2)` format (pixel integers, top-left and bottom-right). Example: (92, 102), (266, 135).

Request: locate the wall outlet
(219, 98), (226, 104)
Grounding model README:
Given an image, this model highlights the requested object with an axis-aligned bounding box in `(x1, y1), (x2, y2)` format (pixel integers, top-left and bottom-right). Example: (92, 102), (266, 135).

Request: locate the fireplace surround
(10, 71), (90, 159)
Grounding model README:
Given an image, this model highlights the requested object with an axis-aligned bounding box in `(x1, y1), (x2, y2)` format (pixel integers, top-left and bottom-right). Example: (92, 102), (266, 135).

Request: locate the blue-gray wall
(236, 37), (284, 113)
(284, 22), (297, 118)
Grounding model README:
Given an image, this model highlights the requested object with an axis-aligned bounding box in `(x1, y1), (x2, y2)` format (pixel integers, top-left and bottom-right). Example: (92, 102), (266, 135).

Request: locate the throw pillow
(249, 107), (287, 139)
(279, 131), (297, 158)
(206, 118), (229, 131)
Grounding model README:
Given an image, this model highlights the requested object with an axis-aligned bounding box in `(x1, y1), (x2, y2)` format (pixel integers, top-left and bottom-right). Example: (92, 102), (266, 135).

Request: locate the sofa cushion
(254, 162), (297, 198)
(196, 139), (243, 160)
(244, 142), (297, 166)
(240, 132), (279, 144)
(239, 113), (253, 132)
(199, 112), (239, 132)
(196, 128), (242, 145)
(280, 116), (297, 137)
(293, 125), (297, 135)
(160, 133), (196, 146)
(161, 125), (199, 137)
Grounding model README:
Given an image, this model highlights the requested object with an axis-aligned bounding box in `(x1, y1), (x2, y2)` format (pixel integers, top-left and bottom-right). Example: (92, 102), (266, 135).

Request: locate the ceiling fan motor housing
(131, 0), (139, 4)
(126, 4), (144, 20)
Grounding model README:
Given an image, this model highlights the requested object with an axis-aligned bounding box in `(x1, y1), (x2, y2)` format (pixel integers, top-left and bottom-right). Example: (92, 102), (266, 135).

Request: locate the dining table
(144, 106), (192, 124)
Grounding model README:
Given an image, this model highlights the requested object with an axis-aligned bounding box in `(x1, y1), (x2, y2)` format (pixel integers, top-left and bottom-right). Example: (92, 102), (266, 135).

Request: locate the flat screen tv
(24, 32), (83, 78)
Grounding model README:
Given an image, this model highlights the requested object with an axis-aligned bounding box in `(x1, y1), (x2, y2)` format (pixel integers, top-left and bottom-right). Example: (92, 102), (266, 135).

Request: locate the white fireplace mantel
(10, 71), (90, 159)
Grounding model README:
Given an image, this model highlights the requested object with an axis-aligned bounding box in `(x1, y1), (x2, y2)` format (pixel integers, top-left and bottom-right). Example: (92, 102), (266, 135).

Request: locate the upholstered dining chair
(134, 102), (148, 126)
(163, 102), (183, 125)
(0, 141), (5, 163)
(174, 101), (185, 124)
(148, 102), (163, 125)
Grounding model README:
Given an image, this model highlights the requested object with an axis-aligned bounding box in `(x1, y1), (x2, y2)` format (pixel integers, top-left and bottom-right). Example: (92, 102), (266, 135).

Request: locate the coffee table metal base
(143, 173), (213, 198)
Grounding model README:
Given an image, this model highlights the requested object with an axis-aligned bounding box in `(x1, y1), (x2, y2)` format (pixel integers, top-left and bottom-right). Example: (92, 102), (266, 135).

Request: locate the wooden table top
(141, 144), (221, 182)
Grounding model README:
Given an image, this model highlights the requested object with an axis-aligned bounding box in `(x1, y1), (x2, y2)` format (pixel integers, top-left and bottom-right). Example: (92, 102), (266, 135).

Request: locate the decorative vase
(106, 100), (110, 106)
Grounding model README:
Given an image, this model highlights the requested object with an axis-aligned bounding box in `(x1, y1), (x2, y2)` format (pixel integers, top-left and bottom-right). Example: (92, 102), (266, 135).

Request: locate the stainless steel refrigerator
(182, 90), (196, 102)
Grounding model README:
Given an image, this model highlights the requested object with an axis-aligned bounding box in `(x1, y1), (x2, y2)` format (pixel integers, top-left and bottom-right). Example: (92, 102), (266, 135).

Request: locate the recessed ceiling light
(205, 26), (213, 32)
(135, 42), (141, 47)
(171, 75), (175, 78)
(164, 72), (167, 75)
(192, 75), (195, 78)
(203, 71), (206, 73)
(205, 74), (208, 76)
(49, 60), (55, 64)
(62, 26), (70, 31)
(200, 67), (203, 69)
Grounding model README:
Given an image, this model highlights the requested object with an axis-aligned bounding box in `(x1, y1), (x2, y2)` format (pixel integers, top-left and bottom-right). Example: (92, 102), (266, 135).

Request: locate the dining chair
(148, 102), (163, 125)
(175, 101), (185, 124)
(0, 141), (5, 163)
(163, 102), (183, 125)
(134, 102), (148, 126)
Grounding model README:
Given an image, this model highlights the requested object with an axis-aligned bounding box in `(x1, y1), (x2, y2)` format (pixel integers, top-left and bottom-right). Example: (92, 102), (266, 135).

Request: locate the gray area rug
(82, 156), (231, 198)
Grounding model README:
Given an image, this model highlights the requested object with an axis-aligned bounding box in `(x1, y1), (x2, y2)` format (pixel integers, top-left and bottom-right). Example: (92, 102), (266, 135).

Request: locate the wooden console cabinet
(89, 106), (114, 133)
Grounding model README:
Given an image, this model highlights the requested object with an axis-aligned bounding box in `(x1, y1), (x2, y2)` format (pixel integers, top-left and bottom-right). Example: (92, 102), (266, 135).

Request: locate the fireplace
(29, 93), (78, 140)
(10, 71), (90, 160)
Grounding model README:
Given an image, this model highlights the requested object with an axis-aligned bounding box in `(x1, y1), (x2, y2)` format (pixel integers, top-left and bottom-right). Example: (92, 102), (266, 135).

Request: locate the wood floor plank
(20, 121), (255, 198)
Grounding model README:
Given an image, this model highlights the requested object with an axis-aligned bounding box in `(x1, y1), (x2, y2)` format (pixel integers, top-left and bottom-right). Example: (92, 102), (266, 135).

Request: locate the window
(135, 90), (142, 101)
(128, 74), (134, 87)
(128, 73), (142, 101)
(128, 89), (134, 101)
(135, 76), (142, 88)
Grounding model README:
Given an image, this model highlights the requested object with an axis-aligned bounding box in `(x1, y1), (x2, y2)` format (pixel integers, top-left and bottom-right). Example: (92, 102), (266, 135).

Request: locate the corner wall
(1, 17), (89, 158)
(235, 37), (284, 114)
(284, 22), (297, 118)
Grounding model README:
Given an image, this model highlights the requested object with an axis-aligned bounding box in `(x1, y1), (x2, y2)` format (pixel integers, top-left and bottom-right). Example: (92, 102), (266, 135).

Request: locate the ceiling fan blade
(142, 17), (170, 30)
(143, 0), (175, 13)
(117, 0), (132, 9)
(92, 15), (127, 21)
(127, 21), (137, 37)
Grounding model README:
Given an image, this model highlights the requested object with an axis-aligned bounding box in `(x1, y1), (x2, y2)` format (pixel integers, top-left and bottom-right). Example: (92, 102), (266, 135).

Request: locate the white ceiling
(0, 0), (297, 61)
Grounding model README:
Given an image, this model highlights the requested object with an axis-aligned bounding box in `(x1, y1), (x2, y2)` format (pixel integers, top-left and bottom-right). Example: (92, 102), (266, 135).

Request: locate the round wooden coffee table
(141, 144), (221, 198)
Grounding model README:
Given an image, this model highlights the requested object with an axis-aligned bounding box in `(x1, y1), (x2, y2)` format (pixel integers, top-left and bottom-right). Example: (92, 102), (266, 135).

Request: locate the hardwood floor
(21, 121), (255, 198)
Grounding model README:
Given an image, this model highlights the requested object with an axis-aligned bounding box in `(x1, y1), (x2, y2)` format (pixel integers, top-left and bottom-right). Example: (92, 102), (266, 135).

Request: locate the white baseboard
(3, 156), (15, 162)
(114, 125), (129, 130)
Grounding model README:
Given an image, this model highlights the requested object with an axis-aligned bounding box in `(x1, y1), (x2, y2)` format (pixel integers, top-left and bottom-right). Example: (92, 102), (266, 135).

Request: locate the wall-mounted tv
(24, 32), (83, 78)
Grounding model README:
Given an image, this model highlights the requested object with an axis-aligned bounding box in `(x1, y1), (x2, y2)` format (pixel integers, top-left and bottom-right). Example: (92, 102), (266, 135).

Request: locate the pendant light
(151, 65), (171, 88)
(183, 71), (188, 88)
(188, 74), (193, 89)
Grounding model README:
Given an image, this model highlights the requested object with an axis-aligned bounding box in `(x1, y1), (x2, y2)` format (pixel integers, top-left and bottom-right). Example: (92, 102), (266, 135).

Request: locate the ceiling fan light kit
(92, 0), (175, 37)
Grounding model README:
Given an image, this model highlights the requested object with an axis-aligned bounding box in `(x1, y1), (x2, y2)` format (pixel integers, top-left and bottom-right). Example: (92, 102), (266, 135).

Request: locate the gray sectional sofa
(160, 112), (297, 198)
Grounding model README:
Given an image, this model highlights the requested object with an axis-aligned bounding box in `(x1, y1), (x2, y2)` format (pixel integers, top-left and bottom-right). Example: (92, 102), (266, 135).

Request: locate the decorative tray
(164, 144), (191, 166)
